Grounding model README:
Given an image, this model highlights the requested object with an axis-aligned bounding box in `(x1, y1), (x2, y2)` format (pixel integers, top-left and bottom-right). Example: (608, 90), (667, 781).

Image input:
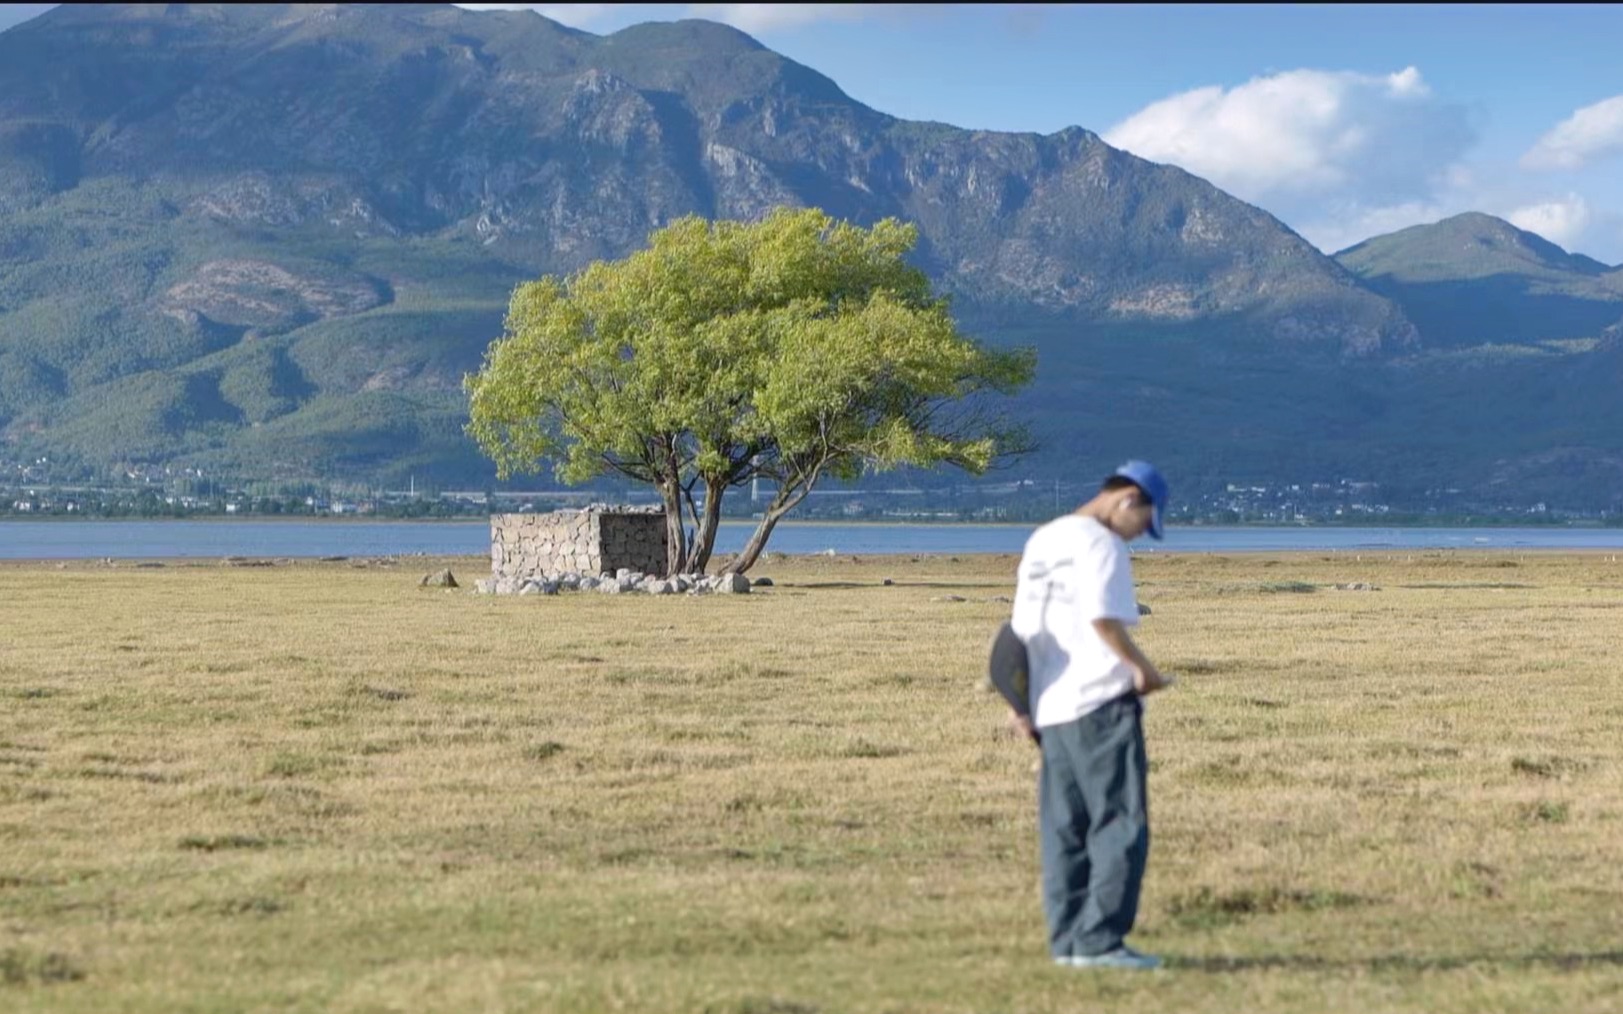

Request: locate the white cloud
(1100, 67), (1506, 256)
(1104, 67), (1474, 209)
(1522, 95), (1623, 171)
(1506, 195), (1592, 247)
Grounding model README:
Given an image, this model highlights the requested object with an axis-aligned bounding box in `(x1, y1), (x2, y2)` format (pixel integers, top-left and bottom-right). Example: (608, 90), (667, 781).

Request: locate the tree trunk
(688, 477), (727, 574)
(658, 481), (686, 577)
(724, 505), (791, 575)
(724, 477), (808, 575)
(724, 458), (824, 574)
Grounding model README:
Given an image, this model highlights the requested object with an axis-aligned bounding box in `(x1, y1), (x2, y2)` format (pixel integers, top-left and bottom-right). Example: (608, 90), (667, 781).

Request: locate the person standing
(1009, 460), (1173, 970)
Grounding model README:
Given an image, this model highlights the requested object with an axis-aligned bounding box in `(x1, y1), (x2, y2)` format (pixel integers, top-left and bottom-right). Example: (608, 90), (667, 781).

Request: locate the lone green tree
(465, 208), (1034, 576)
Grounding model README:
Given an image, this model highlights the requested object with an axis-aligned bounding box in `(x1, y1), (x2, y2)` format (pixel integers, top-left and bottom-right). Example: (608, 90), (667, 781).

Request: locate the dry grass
(2, 550), (1622, 1013)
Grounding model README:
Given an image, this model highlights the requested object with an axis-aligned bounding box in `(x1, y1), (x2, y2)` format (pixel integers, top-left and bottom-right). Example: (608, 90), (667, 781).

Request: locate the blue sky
(7, 3), (1623, 261)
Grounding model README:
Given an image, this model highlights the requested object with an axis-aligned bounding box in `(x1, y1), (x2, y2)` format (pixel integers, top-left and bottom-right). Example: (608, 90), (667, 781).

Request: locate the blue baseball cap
(1112, 460), (1169, 540)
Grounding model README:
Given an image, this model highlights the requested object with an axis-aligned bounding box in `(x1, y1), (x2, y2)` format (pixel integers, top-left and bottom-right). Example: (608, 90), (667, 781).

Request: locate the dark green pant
(1038, 693), (1150, 958)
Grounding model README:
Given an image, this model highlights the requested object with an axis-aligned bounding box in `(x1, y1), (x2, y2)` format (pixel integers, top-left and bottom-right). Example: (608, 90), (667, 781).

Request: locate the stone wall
(491, 506), (667, 581)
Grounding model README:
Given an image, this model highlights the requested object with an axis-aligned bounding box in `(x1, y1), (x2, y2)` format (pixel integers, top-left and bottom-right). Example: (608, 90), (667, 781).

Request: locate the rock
(319, 555), (348, 562)
(577, 576), (600, 592)
(672, 576), (691, 593)
(598, 580), (624, 594)
(752, 576), (774, 587)
(556, 574), (581, 591)
(932, 595), (967, 603)
(475, 579), (496, 594)
(495, 577), (522, 595)
(1334, 582), (1381, 591)
(821, 548), (838, 557)
(646, 580), (673, 595)
(1137, 602), (1153, 616)
(420, 569), (458, 588)
(882, 578), (895, 586)
(718, 573), (752, 594)
(519, 581), (543, 596)
(988, 595), (1012, 604)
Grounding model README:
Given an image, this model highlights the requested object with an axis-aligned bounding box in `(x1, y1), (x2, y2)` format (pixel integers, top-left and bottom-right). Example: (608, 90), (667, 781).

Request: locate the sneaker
(1058, 946), (1163, 970)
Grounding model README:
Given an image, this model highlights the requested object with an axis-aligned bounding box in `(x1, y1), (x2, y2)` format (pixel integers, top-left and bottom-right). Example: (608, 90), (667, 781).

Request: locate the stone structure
(475, 570), (753, 596)
(491, 506), (667, 583)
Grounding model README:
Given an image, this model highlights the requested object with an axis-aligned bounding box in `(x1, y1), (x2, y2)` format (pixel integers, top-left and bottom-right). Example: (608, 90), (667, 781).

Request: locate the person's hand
(1008, 711), (1040, 746)
(1133, 664), (1175, 696)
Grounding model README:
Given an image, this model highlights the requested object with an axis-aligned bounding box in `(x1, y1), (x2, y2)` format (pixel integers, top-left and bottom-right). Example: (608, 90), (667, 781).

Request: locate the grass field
(2, 551), (1622, 1013)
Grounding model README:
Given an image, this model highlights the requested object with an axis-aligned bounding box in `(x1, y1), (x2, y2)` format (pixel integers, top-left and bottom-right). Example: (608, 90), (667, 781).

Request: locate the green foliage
(228, 391), (477, 483)
(0, 166), (520, 481)
(45, 370), (242, 461)
(216, 344), (313, 425)
(466, 208), (1034, 567)
(469, 208), (1031, 483)
(1258, 581), (1319, 594)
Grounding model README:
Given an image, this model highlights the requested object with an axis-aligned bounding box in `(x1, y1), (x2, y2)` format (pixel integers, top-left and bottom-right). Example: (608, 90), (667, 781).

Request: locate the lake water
(4, 520), (1623, 560)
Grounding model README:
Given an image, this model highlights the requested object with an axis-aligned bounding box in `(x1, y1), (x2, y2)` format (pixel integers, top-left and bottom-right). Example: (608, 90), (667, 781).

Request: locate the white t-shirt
(1011, 515), (1139, 729)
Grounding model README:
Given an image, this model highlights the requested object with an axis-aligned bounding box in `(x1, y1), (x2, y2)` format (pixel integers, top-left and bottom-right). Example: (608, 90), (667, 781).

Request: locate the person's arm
(1092, 618), (1174, 695)
(1009, 711), (1040, 745)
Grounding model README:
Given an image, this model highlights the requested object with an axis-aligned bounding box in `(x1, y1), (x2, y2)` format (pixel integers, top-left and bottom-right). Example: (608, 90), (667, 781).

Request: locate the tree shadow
(787, 581), (872, 590)
(912, 581), (1005, 590)
(788, 580), (1005, 592)
(1175, 950), (1623, 974)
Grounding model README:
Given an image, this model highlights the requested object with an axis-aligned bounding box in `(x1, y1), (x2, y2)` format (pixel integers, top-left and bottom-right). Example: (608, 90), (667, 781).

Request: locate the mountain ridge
(1336, 212), (1623, 347)
(0, 4), (1619, 505)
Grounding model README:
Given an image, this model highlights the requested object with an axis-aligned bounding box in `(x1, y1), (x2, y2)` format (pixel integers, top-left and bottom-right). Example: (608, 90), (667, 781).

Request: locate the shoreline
(5, 546), (1623, 568)
(8, 520), (1623, 562)
(2, 515), (1620, 530)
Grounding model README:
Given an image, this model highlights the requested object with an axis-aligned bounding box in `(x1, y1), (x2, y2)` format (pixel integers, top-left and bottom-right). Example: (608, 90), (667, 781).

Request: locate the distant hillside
(0, 2), (1422, 486)
(1337, 213), (1623, 346)
(1, 5), (1622, 506)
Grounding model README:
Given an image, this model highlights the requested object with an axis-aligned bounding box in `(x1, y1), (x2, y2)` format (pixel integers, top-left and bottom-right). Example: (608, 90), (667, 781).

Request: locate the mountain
(0, 4), (1411, 347)
(0, 2), (1423, 487)
(0, 4), (1619, 507)
(1337, 213), (1623, 347)
(1327, 215), (1623, 509)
